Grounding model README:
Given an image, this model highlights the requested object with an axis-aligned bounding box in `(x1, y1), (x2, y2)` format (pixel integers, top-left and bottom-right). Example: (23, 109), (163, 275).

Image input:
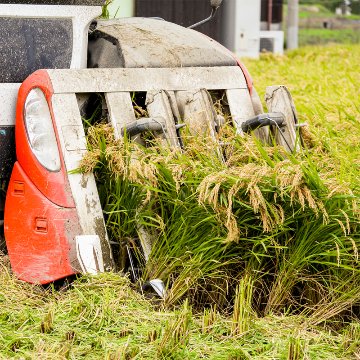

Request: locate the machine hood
(89, 17), (238, 69)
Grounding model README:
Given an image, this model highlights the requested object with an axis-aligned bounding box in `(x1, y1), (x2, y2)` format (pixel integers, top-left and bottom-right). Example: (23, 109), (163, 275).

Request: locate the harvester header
(0, 0), (301, 288)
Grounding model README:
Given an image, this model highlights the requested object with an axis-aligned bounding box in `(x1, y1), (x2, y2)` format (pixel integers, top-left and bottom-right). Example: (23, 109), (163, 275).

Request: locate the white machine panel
(0, 84), (21, 126)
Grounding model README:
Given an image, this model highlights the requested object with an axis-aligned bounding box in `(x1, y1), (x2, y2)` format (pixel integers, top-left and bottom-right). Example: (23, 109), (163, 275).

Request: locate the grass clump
(1, 258), (360, 359)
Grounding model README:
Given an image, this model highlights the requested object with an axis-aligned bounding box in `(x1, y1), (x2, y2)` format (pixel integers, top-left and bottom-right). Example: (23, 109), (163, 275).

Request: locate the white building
(108, 0), (133, 17)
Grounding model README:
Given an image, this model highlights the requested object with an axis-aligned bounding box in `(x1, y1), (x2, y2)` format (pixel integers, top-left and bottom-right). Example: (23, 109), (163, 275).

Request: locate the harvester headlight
(24, 88), (61, 172)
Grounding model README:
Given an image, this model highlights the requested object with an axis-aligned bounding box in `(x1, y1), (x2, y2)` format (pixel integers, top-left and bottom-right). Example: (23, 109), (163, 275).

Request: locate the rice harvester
(0, 0), (301, 285)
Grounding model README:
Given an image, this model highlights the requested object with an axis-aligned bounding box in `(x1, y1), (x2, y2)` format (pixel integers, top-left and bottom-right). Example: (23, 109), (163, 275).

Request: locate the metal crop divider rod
(265, 85), (301, 153)
(105, 91), (153, 263)
(51, 92), (115, 273)
(175, 88), (226, 163)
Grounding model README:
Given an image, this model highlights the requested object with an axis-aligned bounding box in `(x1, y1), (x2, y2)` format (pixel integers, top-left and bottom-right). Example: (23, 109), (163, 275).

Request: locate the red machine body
(4, 70), (113, 284)
(5, 72), (79, 283)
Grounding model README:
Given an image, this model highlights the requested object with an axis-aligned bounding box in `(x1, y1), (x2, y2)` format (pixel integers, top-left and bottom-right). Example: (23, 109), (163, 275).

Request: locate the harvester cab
(0, 0), (301, 285)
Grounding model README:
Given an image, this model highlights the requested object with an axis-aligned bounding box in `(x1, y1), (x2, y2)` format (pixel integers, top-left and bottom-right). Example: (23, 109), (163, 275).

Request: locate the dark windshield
(0, 18), (73, 83)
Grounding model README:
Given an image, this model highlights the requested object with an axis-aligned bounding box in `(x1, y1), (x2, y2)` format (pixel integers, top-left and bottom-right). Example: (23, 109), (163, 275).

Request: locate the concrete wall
(108, 0), (134, 18)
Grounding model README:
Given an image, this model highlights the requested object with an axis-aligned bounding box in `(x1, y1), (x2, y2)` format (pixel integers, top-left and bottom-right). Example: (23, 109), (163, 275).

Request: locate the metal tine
(265, 85), (300, 153)
(176, 88), (224, 161)
(146, 90), (182, 148)
(226, 88), (269, 143)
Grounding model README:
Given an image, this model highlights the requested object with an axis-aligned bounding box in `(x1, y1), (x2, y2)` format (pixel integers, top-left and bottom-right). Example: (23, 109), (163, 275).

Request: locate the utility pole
(287, 0), (299, 50)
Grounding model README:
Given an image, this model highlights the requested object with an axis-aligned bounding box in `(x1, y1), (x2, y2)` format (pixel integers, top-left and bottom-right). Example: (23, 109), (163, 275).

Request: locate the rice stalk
(231, 276), (255, 335)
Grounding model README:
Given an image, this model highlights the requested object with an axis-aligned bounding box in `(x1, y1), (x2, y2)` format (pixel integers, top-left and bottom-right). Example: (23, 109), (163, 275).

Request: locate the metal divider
(104, 89), (182, 263)
(146, 90), (181, 148)
(265, 85), (300, 153)
(226, 88), (270, 143)
(176, 89), (218, 138)
(176, 89), (225, 160)
(105, 92), (137, 140)
(52, 93), (114, 274)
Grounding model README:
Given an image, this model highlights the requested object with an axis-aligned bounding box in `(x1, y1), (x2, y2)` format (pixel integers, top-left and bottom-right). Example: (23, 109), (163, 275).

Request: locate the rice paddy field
(1, 44), (359, 359)
(289, 3), (360, 46)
